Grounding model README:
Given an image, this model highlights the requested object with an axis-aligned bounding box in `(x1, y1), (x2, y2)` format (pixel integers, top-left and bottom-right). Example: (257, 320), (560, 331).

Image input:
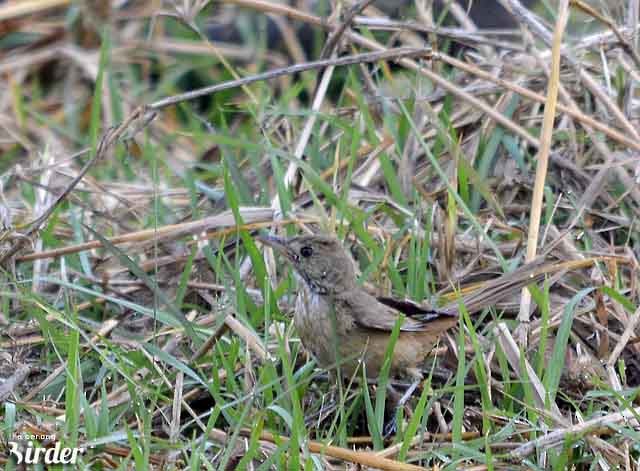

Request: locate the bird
(257, 233), (572, 384)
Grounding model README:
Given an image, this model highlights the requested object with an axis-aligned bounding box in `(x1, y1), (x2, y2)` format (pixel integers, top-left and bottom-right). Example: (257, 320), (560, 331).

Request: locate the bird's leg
(325, 370), (340, 411)
(383, 384), (403, 437)
(383, 369), (423, 437)
(397, 378), (421, 407)
(383, 374), (422, 437)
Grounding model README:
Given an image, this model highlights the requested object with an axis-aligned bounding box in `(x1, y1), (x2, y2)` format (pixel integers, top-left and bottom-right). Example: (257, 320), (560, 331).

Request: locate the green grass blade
(83, 225), (199, 341)
(543, 287), (595, 404)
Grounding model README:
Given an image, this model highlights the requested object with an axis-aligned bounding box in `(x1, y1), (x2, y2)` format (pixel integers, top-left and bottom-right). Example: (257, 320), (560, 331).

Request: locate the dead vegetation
(0, 0), (639, 469)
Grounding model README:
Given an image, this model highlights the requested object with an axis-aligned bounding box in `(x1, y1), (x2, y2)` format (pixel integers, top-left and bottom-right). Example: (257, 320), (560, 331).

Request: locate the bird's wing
(337, 291), (456, 332)
(376, 296), (453, 322)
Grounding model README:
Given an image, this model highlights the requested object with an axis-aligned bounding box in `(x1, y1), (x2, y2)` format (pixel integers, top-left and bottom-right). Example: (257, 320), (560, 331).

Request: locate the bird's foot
(383, 379), (421, 438)
(383, 414), (400, 437)
(397, 378), (420, 407)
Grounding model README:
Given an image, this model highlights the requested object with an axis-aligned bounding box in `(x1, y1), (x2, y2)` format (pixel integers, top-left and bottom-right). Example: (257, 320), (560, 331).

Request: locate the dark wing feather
(336, 291), (456, 332)
(376, 296), (454, 322)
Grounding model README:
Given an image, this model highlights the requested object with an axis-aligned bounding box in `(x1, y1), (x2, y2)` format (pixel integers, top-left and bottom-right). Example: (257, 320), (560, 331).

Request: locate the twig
(570, 0), (640, 69)
(0, 107), (154, 266)
(353, 17), (526, 51)
(148, 48), (432, 111)
(500, 0), (640, 142)
(225, 0), (541, 147)
(607, 304), (640, 367)
(511, 405), (640, 459)
(436, 53), (640, 152)
(252, 430), (431, 471)
(0, 0), (69, 21)
(16, 208), (278, 262)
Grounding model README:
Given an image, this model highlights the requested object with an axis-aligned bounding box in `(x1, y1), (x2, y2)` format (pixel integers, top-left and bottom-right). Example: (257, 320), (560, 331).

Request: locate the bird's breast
(293, 285), (343, 368)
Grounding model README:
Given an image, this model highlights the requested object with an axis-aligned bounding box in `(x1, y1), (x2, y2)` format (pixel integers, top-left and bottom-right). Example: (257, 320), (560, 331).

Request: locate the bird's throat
(293, 270), (328, 295)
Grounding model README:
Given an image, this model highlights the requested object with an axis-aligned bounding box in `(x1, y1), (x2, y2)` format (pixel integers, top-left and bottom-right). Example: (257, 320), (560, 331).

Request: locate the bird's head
(258, 234), (357, 295)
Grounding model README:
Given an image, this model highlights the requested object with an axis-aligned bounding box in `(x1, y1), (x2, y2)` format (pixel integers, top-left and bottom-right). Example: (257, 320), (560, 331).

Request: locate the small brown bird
(258, 233), (569, 383)
(259, 234), (460, 382)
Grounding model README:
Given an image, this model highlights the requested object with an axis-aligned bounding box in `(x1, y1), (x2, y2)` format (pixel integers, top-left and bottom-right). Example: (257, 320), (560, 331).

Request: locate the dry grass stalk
(517, 0), (570, 345)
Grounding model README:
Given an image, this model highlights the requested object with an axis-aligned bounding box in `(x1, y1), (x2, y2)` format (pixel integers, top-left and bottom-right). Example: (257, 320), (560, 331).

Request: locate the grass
(0, 0), (639, 469)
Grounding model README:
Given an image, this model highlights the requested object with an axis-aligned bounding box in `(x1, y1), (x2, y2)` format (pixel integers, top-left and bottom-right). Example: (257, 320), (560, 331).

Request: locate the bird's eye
(300, 246), (313, 258)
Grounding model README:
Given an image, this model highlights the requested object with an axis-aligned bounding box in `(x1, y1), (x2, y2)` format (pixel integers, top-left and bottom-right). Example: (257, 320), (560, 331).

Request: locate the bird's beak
(258, 234), (300, 265)
(256, 234), (288, 253)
